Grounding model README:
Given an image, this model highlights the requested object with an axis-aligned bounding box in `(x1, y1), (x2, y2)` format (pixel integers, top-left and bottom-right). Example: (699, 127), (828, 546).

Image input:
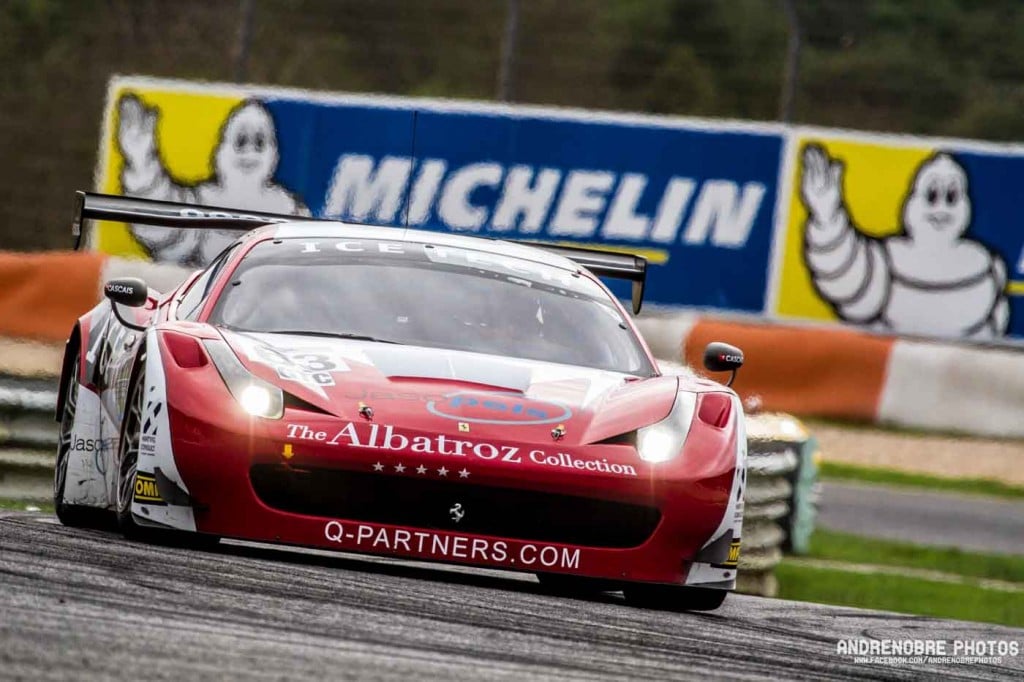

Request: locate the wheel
(54, 355), (110, 528)
(623, 584), (728, 612)
(114, 353), (219, 549)
(114, 353), (153, 540)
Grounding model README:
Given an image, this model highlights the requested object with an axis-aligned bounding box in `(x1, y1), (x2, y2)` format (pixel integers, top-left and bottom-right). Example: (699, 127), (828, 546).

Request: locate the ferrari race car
(55, 192), (747, 611)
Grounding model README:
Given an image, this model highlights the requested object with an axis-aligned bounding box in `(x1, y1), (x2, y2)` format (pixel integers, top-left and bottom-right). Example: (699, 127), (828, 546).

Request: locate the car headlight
(636, 391), (697, 463)
(204, 339), (284, 419)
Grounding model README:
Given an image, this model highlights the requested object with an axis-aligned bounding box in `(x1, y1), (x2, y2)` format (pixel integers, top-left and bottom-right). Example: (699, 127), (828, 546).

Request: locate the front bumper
(155, 356), (741, 586)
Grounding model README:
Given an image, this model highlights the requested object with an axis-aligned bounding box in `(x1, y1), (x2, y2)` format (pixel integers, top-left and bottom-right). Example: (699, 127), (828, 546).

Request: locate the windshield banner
(96, 76), (785, 313)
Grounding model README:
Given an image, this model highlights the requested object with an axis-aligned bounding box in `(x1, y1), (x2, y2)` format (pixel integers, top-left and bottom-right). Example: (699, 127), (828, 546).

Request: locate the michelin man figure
(117, 93), (308, 266)
(800, 143), (1008, 339)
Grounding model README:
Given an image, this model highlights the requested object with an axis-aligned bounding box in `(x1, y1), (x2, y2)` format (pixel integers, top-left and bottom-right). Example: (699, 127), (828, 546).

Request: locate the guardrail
(0, 374), (817, 597)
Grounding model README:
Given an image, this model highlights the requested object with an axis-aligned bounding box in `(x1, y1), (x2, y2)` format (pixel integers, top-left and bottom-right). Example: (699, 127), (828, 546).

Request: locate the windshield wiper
(261, 330), (404, 345)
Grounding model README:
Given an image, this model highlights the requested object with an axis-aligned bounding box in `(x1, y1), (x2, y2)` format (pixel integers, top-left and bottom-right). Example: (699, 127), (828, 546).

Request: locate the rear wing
(71, 191), (293, 248)
(73, 191), (648, 313)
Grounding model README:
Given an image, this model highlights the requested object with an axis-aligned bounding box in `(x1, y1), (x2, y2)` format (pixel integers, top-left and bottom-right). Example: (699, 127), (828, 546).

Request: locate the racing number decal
(289, 353), (337, 386)
(250, 345), (345, 388)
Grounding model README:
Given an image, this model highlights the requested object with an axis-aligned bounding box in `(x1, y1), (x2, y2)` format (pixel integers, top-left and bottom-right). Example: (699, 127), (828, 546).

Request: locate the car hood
(223, 331), (678, 445)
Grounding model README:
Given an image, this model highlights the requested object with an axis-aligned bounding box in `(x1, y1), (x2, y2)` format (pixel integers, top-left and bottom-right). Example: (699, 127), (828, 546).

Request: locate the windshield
(209, 238), (655, 375)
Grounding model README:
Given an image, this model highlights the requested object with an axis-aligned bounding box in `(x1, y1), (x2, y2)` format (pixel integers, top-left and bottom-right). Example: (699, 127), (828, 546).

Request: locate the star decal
(416, 465), (427, 475)
(394, 463), (406, 473)
(372, 462), (384, 472)
(437, 466), (449, 477)
(458, 468), (470, 479)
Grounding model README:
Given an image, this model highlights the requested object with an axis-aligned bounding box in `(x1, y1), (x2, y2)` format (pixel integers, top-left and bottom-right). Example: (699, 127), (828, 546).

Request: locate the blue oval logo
(426, 391), (573, 425)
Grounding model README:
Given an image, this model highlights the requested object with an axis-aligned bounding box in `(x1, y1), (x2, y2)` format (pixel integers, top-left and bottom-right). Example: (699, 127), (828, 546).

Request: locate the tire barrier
(741, 412), (819, 597)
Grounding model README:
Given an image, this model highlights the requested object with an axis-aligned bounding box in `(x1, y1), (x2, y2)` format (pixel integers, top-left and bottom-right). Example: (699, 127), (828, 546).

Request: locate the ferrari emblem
(458, 422), (470, 432)
(282, 443), (294, 460)
(449, 503), (465, 523)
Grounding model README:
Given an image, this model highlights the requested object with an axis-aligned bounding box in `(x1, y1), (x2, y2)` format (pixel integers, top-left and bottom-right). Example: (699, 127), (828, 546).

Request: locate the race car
(55, 192), (747, 611)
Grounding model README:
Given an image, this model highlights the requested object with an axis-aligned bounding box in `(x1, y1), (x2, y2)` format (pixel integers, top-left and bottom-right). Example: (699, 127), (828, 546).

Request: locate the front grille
(250, 464), (660, 549)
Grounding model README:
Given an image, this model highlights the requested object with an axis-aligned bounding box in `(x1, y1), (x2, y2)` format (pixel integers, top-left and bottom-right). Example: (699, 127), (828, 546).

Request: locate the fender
(55, 323), (82, 422)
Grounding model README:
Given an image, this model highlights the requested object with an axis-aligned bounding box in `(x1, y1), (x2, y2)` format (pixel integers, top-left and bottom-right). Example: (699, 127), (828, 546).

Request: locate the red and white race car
(56, 192), (746, 611)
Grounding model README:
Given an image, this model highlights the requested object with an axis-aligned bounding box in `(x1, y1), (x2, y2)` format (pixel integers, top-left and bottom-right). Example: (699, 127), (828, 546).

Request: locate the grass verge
(808, 529), (1024, 583)
(779, 529), (1024, 627)
(819, 461), (1024, 501)
(0, 498), (53, 512)
(776, 562), (1024, 627)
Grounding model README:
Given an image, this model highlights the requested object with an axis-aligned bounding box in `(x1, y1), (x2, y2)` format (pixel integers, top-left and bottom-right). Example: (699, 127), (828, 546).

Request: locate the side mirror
(703, 341), (744, 387)
(103, 278), (148, 308)
(104, 278), (149, 332)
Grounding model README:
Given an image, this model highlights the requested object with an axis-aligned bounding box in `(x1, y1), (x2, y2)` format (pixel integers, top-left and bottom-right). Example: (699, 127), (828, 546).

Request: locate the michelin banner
(774, 130), (1024, 341)
(95, 77), (1024, 343)
(96, 77), (784, 313)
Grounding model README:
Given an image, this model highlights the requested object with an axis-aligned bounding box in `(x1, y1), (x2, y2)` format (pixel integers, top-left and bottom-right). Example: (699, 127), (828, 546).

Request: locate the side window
(177, 245), (238, 320)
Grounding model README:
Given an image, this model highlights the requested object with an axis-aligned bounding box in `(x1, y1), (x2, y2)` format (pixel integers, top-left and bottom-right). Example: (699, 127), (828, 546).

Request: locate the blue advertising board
(98, 78), (785, 313)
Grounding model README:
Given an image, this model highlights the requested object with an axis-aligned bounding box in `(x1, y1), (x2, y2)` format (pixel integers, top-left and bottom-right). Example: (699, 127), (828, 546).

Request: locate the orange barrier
(683, 319), (894, 421)
(0, 251), (105, 342)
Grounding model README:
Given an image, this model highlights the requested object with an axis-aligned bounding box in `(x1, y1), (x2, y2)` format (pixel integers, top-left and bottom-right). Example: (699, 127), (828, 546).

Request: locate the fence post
(778, 0), (801, 122)
(233, 0), (256, 83)
(496, 0), (520, 102)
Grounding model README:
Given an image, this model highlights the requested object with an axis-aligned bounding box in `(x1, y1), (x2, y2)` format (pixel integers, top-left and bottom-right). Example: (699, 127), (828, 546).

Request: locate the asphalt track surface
(2, 512), (1023, 680)
(818, 482), (1024, 556)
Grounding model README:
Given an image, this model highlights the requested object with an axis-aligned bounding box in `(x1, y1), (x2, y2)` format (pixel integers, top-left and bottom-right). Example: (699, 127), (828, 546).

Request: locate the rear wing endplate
(523, 243), (647, 315)
(72, 191), (648, 314)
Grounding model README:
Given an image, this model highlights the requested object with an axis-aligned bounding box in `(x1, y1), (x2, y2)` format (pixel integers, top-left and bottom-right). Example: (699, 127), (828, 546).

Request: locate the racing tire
(115, 352), (157, 541)
(623, 584), (728, 612)
(114, 353), (220, 550)
(54, 355), (111, 528)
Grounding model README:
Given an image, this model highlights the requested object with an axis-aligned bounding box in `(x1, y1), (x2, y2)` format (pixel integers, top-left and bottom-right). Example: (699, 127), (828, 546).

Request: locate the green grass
(0, 498), (53, 513)
(819, 461), (1024, 501)
(808, 528), (1024, 583)
(803, 417), (1024, 443)
(778, 529), (1024, 627)
(776, 562), (1024, 628)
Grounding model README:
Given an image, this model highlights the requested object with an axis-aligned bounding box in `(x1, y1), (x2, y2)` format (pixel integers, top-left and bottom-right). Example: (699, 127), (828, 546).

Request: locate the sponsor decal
(70, 436), (116, 454)
(323, 521), (582, 570)
(133, 472), (165, 505)
(282, 443), (294, 460)
(341, 387), (447, 403)
(70, 435), (117, 479)
(176, 207), (289, 224)
(725, 539), (741, 567)
(104, 283), (136, 296)
(139, 388), (162, 457)
(285, 421), (638, 477)
(426, 391), (572, 425)
(449, 503), (465, 523)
